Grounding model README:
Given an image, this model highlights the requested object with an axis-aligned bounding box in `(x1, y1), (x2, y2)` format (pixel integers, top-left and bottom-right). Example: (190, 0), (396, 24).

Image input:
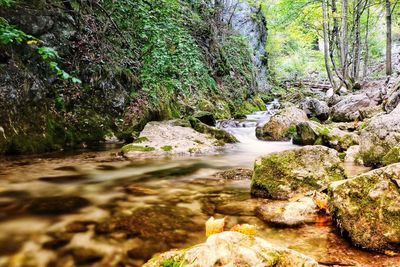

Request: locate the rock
(220, 0), (268, 91)
(193, 111), (216, 126)
(294, 121), (359, 151)
(359, 106), (400, 166)
(331, 94), (378, 122)
(299, 97), (329, 121)
(122, 120), (234, 157)
(256, 197), (324, 227)
(143, 231), (318, 267)
(214, 168), (253, 180)
(344, 145), (363, 165)
(251, 146), (346, 200)
(27, 196), (90, 215)
(329, 163), (400, 252)
(256, 107), (307, 141)
(189, 118), (238, 144)
(359, 105), (384, 120)
(96, 206), (202, 244)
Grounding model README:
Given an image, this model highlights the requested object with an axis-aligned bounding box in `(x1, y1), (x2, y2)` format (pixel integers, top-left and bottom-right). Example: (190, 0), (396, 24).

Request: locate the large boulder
(121, 120), (236, 157)
(359, 106), (400, 166)
(144, 231), (318, 267)
(294, 121), (359, 151)
(331, 94), (378, 122)
(299, 97), (329, 121)
(251, 146), (346, 200)
(256, 107), (307, 141)
(329, 163), (400, 252)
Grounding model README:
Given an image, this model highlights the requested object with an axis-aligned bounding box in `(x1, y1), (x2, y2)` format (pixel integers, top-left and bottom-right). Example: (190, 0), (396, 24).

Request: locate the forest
(0, 0), (400, 266)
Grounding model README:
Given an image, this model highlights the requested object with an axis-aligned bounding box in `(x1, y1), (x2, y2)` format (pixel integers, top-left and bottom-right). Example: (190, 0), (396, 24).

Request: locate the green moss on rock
(251, 146), (346, 200)
(121, 144), (155, 154)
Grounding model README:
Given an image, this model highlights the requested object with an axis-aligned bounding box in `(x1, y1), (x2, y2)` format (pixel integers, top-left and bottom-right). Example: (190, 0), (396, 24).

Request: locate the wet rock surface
(299, 97), (329, 121)
(27, 196), (90, 215)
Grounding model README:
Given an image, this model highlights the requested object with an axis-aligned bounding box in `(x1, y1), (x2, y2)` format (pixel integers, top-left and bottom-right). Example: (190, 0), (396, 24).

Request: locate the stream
(0, 102), (399, 267)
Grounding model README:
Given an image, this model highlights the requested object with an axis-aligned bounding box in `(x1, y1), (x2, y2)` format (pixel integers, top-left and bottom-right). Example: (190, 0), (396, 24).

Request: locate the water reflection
(0, 106), (397, 266)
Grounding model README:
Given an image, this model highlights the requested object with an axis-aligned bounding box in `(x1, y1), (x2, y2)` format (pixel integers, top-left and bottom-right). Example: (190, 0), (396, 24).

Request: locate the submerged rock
(256, 197), (325, 227)
(214, 168), (253, 180)
(27, 196), (90, 215)
(143, 231), (318, 267)
(329, 163), (400, 252)
(251, 146), (346, 199)
(294, 121), (359, 151)
(256, 107), (307, 141)
(96, 206), (202, 244)
(359, 106), (400, 166)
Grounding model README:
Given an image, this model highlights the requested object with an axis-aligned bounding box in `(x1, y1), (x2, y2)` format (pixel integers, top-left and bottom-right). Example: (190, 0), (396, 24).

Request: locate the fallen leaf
(205, 217), (225, 237)
(230, 224), (256, 236)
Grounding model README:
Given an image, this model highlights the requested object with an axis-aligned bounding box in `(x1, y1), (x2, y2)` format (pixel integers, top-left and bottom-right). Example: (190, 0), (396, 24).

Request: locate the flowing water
(0, 102), (399, 266)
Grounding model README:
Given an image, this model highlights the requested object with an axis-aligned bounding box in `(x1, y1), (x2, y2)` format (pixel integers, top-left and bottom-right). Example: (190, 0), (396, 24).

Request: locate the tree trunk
(322, 0), (335, 88)
(352, 0), (362, 81)
(386, 0), (392, 76)
(363, 5), (370, 78)
(340, 0), (350, 87)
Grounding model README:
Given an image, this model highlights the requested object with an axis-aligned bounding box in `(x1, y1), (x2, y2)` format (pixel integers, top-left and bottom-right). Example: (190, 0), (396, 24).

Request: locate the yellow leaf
(289, 194), (304, 202)
(384, 250), (399, 256)
(27, 40), (39, 45)
(205, 217), (225, 237)
(275, 207), (285, 214)
(312, 191), (329, 211)
(230, 224), (256, 236)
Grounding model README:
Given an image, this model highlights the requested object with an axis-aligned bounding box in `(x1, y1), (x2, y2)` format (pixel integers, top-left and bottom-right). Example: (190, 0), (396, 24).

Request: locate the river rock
(143, 231), (318, 267)
(329, 163), (400, 252)
(214, 168), (253, 180)
(121, 120), (235, 157)
(331, 94), (378, 122)
(251, 146), (346, 199)
(255, 107), (307, 141)
(256, 197), (321, 227)
(27, 196), (90, 215)
(294, 121), (359, 151)
(359, 106), (400, 166)
(344, 145), (363, 165)
(299, 97), (329, 121)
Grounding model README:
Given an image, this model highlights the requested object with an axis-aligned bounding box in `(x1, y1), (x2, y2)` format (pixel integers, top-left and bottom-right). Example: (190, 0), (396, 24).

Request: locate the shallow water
(0, 109), (399, 266)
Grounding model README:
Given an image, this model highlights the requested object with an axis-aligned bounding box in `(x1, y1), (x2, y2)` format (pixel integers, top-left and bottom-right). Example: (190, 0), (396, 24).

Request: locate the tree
(386, 0), (392, 75)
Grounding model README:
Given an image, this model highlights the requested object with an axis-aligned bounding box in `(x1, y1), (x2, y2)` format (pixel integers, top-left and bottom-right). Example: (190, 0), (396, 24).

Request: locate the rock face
(144, 231), (318, 267)
(299, 97), (329, 121)
(220, 0), (268, 92)
(121, 120), (235, 157)
(331, 94), (378, 122)
(359, 106), (400, 166)
(329, 163), (400, 252)
(256, 107), (307, 141)
(294, 121), (359, 151)
(251, 146), (346, 199)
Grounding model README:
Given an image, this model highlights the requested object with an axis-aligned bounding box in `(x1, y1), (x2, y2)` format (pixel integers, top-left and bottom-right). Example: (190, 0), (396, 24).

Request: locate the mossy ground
(121, 144), (155, 154)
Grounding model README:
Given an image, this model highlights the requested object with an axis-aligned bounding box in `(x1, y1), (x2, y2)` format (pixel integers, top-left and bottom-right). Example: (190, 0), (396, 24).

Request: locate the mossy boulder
(329, 163), (400, 252)
(193, 111), (216, 126)
(189, 117), (238, 143)
(256, 107), (307, 141)
(359, 107), (400, 166)
(294, 121), (359, 152)
(251, 146), (346, 200)
(143, 231), (318, 267)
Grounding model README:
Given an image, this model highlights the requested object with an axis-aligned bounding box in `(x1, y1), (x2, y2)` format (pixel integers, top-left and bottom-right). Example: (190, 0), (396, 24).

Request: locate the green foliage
(162, 259), (181, 267)
(0, 17), (81, 83)
(0, 0), (14, 7)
